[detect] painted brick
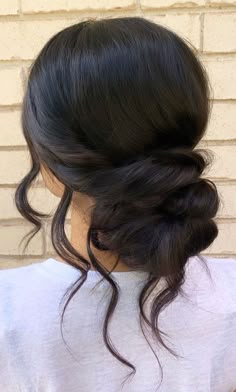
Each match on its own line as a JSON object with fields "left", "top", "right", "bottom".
{"left": 205, "top": 102, "right": 236, "bottom": 140}
{"left": 0, "top": 188, "right": 19, "bottom": 219}
{"left": 140, "top": 0, "right": 204, "bottom": 8}
{"left": 0, "top": 0, "right": 18, "bottom": 15}
{"left": 0, "top": 68, "right": 23, "bottom": 105}
{"left": 0, "top": 187, "right": 59, "bottom": 219}
{"left": 204, "top": 13, "right": 236, "bottom": 53}
{"left": 209, "top": 0, "right": 236, "bottom": 4}
{"left": 22, "top": 0, "right": 66, "bottom": 12}
{"left": 0, "top": 17, "right": 200, "bottom": 60}
{"left": 0, "top": 224, "right": 43, "bottom": 255}
{"left": 0, "top": 20, "right": 76, "bottom": 60}
{"left": 207, "top": 145, "right": 236, "bottom": 180}
{"left": 204, "top": 222, "right": 236, "bottom": 254}
{"left": 149, "top": 14, "right": 200, "bottom": 49}
{"left": 204, "top": 58, "right": 236, "bottom": 99}
{"left": 0, "top": 258, "right": 40, "bottom": 269}
{"left": 21, "top": 0, "right": 135, "bottom": 13}
{"left": 0, "top": 111, "right": 25, "bottom": 146}
{"left": 217, "top": 185, "right": 236, "bottom": 218}
{"left": 0, "top": 151, "right": 30, "bottom": 184}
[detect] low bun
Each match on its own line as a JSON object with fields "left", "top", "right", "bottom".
{"left": 89, "top": 147, "right": 219, "bottom": 276}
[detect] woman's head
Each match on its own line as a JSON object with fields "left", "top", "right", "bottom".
{"left": 23, "top": 17, "right": 210, "bottom": 168}
{"left": 15, "top": 16, "right": 219, "bottom": 387}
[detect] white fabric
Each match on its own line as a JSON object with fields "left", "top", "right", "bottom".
{"left": 0, "top": 256, "right": 236, "bottom": 392}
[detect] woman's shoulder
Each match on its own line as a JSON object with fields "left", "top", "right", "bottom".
{"left": 0, "top": 263, "right": 39, "bottom": 300}
{"left": 0, "top": 261, "right": 40, "bottom": 282}
{"left": 0, "top": 257, "right": 236, "bottom": 315}
{"left": 183, "top": 256, "right": 236, "bottom": 314}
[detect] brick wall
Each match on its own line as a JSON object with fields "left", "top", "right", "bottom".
{"left": 0, "top": 0, "right": 235, "bottom": 268}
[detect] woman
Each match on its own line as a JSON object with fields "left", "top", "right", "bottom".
{"left": 0, "top": 16, "right": 235, "bottom": 392}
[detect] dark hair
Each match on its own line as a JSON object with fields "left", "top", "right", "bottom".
{"left": 15, "top": 17, "right": 219, "bottom": 390}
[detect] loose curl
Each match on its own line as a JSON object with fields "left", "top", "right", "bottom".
{"left": 15, "top": 17, "right": 220, "bottom": 390}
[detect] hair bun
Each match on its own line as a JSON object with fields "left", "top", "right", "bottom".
{"left": 91, "top": 147, "right": 219, "bottom": 272}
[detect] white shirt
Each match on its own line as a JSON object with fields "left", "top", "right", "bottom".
{"left": 0, "top": 256, "right": 235, "bottom": 392}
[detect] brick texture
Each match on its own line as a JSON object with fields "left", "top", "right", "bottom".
{"left": 204, "top": 13, "right": 236, "bottom": 53}
{"left": 204, "top": 223, "right": 236, "bottom": 255}
{"left": 0, "top": 0, "right": 18, "bottom": 15}
{"left": 140, "top": 0, "right": 205, "bottom": 9}
{"left": 0, "top": 151, "right": 30, "bottom": 184}
{"left": 0, "top": 68, "right": 23, "bottom": 105}
{"left": 209, "top": 0, "right": 236, "bottom": 3}
{"left": 0, "top": 20, "right": 76, "bottom": 60}
{"left": 0, "top": 111, "right": 25, "bottom": 146}
{"left": 149, "top": 14, "right": 201, "bottom": 49}
{"left": 205, "top": 102, "right": 236, "bottom": 140}
{"left": 208, "top": 146, "right": 236, "bottom": 181}
{"left": 204, "top": 58, "right": 236, "bottom": 100}
{"left": 0, "top": 224, "right": 43, "bottom": 255}
{"left": 217, "top": 185, "right": 236, "bottom": 218}
{"left": 0, "top": 187, "right": 59, "bottom": 219}
{"left": 21, "top": 0, "right": 135, "bottom": 13}
{"left": 0, "top": 258, "right": 40, "bottom": 269}
{"left": 0, "top": 0, "right": 235, "bottom": 267}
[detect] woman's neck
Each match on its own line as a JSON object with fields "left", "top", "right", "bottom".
{"left": 57, "top": 194, "right": 132, "bottom": 272}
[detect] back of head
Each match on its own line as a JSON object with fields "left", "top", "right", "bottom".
{"left": 15, "top": 16, "right": 220, "bottom": 387}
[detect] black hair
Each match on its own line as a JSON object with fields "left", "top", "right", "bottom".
{"left": 15, "top": 17, "right": 219, "bottom": 390}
